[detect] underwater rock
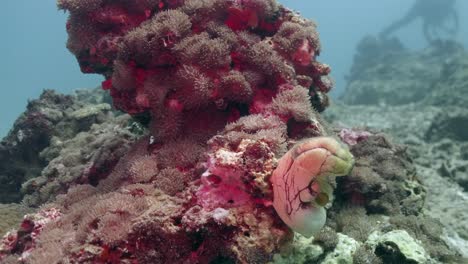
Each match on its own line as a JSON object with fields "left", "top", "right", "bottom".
{"left": 438, "top": 159, "right": 468, "bottom": 191}
{"left": 321, "top": 233, "right": 360, "bottom": 264}
{"left": 341, "top": 36, "right": 466, "bottom": 106}
{"left": 272, "top": 234, "right": 324, "bottom": 263}
{"left": 336, "top": 133, "right": 425, "bottom": 215}
{"left": 271, "top": 232, "right": 361, "bottom": 264}
{"left": 431, "top": 139, "right": 468, "bottom": 191}
{"left": 326, "top": 103, "right": 468, "bottom": 258}
{"left": 0, "top": 91, "right": 73, "bottom": 203}
{"left": 367, "top": 230, "right": 430, "bottom": 264}
{"left": 266, "top": 129, "right": 460, "bottom": 263}
{"left": 423, "top": 52, "right": 468, "bottom": 107}
{"left": 426, "top": 108, "right": 468, "bottom": 142}
{"left": 21, "top": 114, "right": 141, "bottom": 207}
{"left": 68, "top": 103, "right": 111, "bottom": 120}
{"left": 2, "top": 100, "right": 462, "bottom": 262}
{"left": 0, "top": 88, "right": 144, "bottom": 206}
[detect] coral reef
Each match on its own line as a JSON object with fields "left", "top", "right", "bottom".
{"left": 1, "top": 0, "right": 344, "bottom": 263}
{"left": 0, "top": 88, "right": 116, "bottom": 203}
{"left": 0, "top": 204, "right": 31, "bottom": 237}
{"left": 335, "top": 134, "right": 426, "bottom": 216}
{"left": 341, "top": 37, "right": 467, "bottom": 106}
{"left": 324, "top": 133, "right": 455, "bottom": 263}
{"left": 2, "top": 2, "right": 465, "bottom": 264}
{"left": 327, "top": 103, "right": 468, "bottom": 259}
{"left": 59, "top": 0, "right": 332, "bottom": 122}
{"left": 325, "top": 36, "right": 468, "bottom": 259}
{"left": 423, "top": 52, "right": 468, "bottom": 107}
{"left": 271, "top": 133, "right": 460, "bottom": 263}
{"left": 21, "top": 113, "right": 141, "bottom": 207}
{"left": 0, "top": 208, "right": 61, "bottom": 262}
{"left": 0, "top": 87, "right": 143, "bottom": 206}
{"left": 0, "top": 91, "right": 74, "bottom": 203}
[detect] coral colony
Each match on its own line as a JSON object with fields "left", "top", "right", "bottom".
{"left": 1, "top": 0, "right": 353, "bottom": 262}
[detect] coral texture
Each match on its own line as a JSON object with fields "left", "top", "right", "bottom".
{"left": 0, "top": 0, "right": 340, "bottom": 263}
{"left": 0, "top": 91, "right": 74, "bottom": 203}
{"left": 0, "top": 208, "right": 61, "bottom": 262}
{"left": 21, "top": 114, "right": 140, "bottom": 207}
{"left": 0, "top": 204, "right": 31, "bottom": 237}
{"left": 0, "top": 88, "right": 129, "bottom": 204}
{"left": 3, "top": 25, "right": 466, "bottom": 263}
{"left": 327, "top": 37, "right": 468, "bottom": 257}
{"left": 270, "top": 133, "right": 461, "bottom": 263}
{"left": 59, "top": 0, "right": 333, "bottom": 130}
{"left": 327, "top": 104, "right": 468, "bottom": 259}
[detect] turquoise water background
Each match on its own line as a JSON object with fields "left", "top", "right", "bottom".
{"left": 2, "top": 0, "right": 467, "bottom": 137}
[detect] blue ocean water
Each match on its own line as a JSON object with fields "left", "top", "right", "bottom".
{"left": 1, "top": 0, "right": 467, "bottom": 137}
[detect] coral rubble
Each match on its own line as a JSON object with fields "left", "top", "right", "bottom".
{"left": 325, "top": 36, "right": 468, "bottom": 261}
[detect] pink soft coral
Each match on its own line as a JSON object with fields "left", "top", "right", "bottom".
{"left": 59, "top": 0, "right": 332, "bottom": 142}
{"left": 0, "top": 0, "right": 344, "bottom": 262}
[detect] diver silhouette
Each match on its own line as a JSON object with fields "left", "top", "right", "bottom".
{"left": 380, "top": 0, "right": 459, "bottom": 43}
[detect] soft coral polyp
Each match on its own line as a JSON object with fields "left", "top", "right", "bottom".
{"left": 225, "top": 7, "right": 259, "bottom": 31}
{"left": 90, "top": 5, "right": 147, "bottom": 33}
{"left": 1, "top": 0, "right": 338, "bottom": 262}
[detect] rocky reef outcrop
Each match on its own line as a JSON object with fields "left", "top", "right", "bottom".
{"left": 341, "top": 37, "right": 468, "bottom": 107}
{"left": 2, "top": 0, "right": 339, "bottom": 262}
{"left": 0, "top": 88, "right": 129, "bottom": 204}
{"left": 1, "top": 5, "right": 466, "bottom": 264}
{"left": 325, "top": 36, "right": 468, "bottom": 260}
